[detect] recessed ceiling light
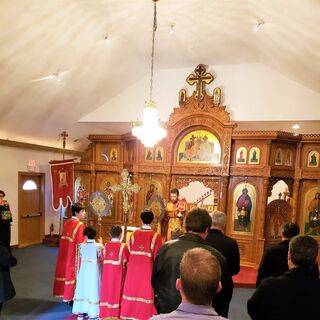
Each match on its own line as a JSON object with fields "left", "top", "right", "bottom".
{"left": 254, "top": 19, "right": 264, "bottom": 32}
{"left": 170, "top": 23, "right": 176, "bottom": 34}
{"left": 292, "top": 124, "right": 300, "bottom": 130}
{"left": 104, "top": 34, "right": 110, "bottom": 44}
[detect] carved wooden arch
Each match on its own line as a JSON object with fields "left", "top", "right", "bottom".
{"left": 74, "top": 173, "right": 91, "bottom": 206}
{"left": 267, "top": 177, "right": 294, "bottom": 198}
{"left": 266, "top": 199, "right": 291, "bottom": 219}
{"left": 265, "top": 198, "right": 292, "bottom": 243}
{"left": 165, "top": 113, "right": 234, "bottom": 176}
{"left": 171, "top": 175, "right": 221, "bottom": 197}
{"left": 172, "top": 175, "right": 220, "bottom": 191}
{"left": 170, "top": 117, "right": 225, "bottom": 163}
{"left": 171, "top": 111, "right": 227, "bottom": 133}
{"left": 168, "top": 93, "right": 233, "bottom": 126}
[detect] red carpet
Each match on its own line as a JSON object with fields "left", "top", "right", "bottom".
{"left": 233, "top": 266, "right": 257, "bottom": 288}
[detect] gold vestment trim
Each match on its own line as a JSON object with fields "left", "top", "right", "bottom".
{"left": 81, "top": 259, "right": 97, "bottom": 263}
{"left": 74, "top": 298, "right": 99, "bottom": 305}
{"left": 100, "top": 302, "right": 120, "bottom": 308}
{"left": 60, "top": 236, "right": 73, "bottom": 242}
{"left": 130, "top": 251, "right": 152, "bottom": 257}
{"left": 122, "top": 295, "right": 153, "bottom": 304}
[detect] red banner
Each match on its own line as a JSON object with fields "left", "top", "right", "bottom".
{"left": 50, "top": 159, "right": 74, "bottom": 210}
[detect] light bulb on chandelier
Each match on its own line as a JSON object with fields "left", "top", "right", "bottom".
{"left": 131, "top": 0, "right": 167, "bottom": 147}
{"left": 132, "top": 101, "right": 167, "bottom": 148}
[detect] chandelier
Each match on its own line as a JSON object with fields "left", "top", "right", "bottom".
{"left": 132, "top": 0, "right": 167, "bottom": 148}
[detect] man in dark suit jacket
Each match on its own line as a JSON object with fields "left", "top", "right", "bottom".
{"left": 205, "top": 211, "right": 240, "bottom": 276}
{"left": 0, "top": 241, "right": 17, "bottom": 314}
{"left": 256, "top": 222, "right": 300, "bottom": 287}
{"left": 152, "top": 208, "right": 233, "bottom": 318}
{"left": 248, "top": 235, "right": 320, "bottom": 320}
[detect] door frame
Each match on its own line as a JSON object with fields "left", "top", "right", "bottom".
{"left": 18, "top": 171, "right": 45, "bottom": 247}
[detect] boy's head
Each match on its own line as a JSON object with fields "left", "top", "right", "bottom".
{"left": 83, "top": 226, "right": 96, "bottom": 239}
{"left": 110, "top": 225, "right": 122, "bottom": 238}
{"left": 71, "top": 203, "right": 85, "bottom": 218}
{"left": 140, "top": 210, "right": 154, "bottom": 225}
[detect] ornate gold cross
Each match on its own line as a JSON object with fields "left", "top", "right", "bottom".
{"left": 186, "top": 64, "right": 214, "bottom": 102}
{"left": 111, "top": 169, "right": 141, "bottom": 242}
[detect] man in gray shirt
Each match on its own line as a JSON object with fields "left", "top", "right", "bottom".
{"left": 150, "top": 247, "right": 229, "bottom": 319}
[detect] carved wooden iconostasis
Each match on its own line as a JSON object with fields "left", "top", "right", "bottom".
{"left": 74, "top": 64, "right": 320, "bottom": 267}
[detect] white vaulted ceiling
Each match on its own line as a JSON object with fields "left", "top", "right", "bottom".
{"left": 0, "top": 0, "right": 319, "bottom": 151}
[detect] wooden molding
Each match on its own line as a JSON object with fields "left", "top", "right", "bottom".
{"left": 0, "top": 138, "right": 83, "bottom": 156}
{"left": 301, "top": 134, "right": 320, "bottom": 143}
{"left": 88, "top": 134, "right": 123, "bottom": 142}
{"left": 233, "top": 130, "right": 302, "bottom": 142}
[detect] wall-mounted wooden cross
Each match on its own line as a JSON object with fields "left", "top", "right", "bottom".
{"left": 60, "top": 131, "right": 68, "bottom": 160}
{"left": 186, "top": 64, "right": 214, "bottom": 102}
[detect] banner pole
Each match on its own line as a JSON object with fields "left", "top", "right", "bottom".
{"left": 59, "top": 205, "right": 63, "bottom": 238}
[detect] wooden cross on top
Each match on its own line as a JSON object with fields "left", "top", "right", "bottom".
{"left": 283, "top": 188, "right": 290, "bottom": 201}
{"left": 186, "top": 64, "right": 214, "bottom": 102}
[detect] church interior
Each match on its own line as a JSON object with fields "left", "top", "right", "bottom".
{"left": 1, "top": 0, "right": 320, "bottom": 318}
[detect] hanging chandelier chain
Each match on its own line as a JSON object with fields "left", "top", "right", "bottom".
{"left": 132, "top": 0, "right": 166, "bottom": 148}
{"left": 149, "top": 0, "right": 157, "bottom": 102}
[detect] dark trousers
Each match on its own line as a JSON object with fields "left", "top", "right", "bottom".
{"left": 0, "top": 222, "right": 11, "bottom": 251}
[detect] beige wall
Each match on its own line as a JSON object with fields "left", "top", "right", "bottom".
{"left": 0, "top": 145, "right": 78, "bottom": 246}
{"left": 81, "top": 63, "right": 320, "bottom": 123}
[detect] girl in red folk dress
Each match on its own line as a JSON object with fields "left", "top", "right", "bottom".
{"left": 99, "top": 226, "right": 130, "bottom": 319}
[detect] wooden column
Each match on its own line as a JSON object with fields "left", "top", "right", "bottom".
{"left": 220, "top": 176, "right": 229, "bottom": 213}
{"left": 260, "top": 177, "right": 270, "bottom": 238}
{"left": 291, "top": 178, "right": 300, "bottom": 223}
{"left": 131, "top": 172, "right": 139, "bottom": 225}
{"left": 254, "top": 177, "right": 270, "bottom": 265}
{"left": 165, "top": 174, "right": 171, "bottom": 198}
{"left": 89, "top": 166, "right": 97, "bottom": 229}
{"left": 90, "top": 164, "right": 96, "bottom": 194}
{"left": 292, "top": 142, "right": 302, "bottom": 223}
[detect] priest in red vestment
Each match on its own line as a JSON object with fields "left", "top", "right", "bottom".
{"left": 100, "top": 225, "right": 130, "bottom": 319}
{"left": 164, "top": 188, "right": 188, "bottom": 241}
{"left": 53, "top": 203, "right": 86, "bottom": 302}
{"left": 120, "top": 210, "right": 162, "bottom": 320}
